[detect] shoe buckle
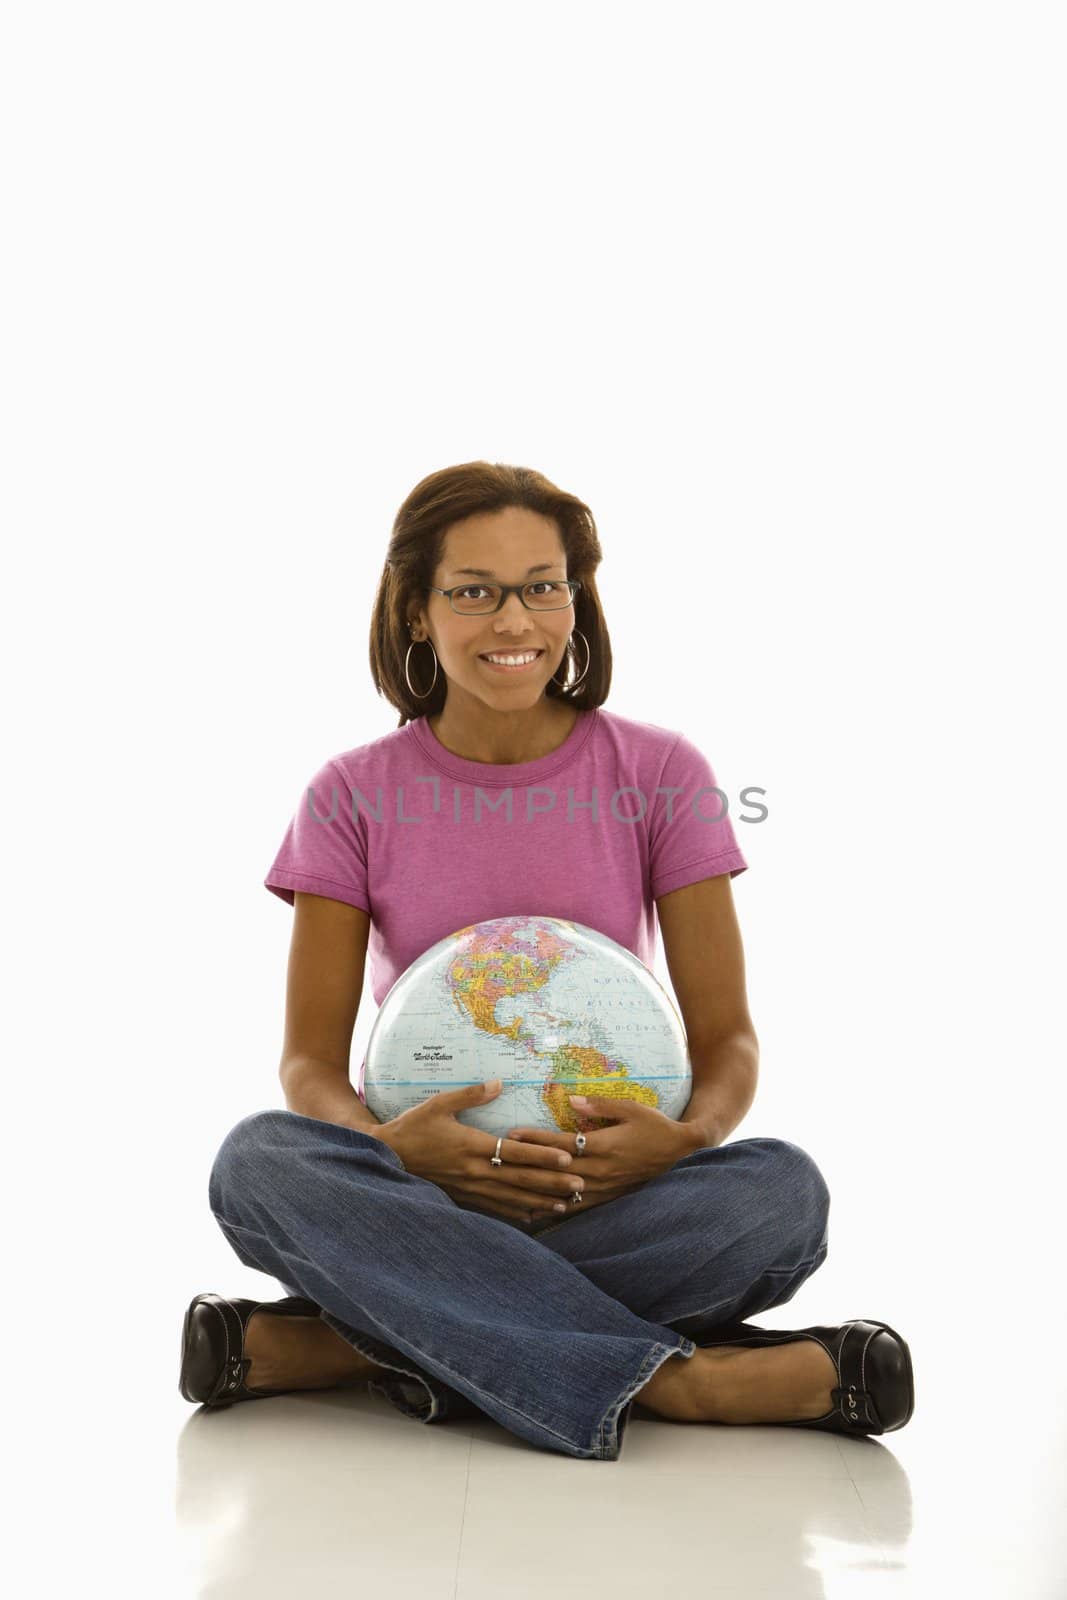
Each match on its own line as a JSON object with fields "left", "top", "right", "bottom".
{"left": 834, "top": 1383, "right": 875, "bottom": 1425}
{"left": 226, "top": 1357, "right": 247, "bottom": 1392}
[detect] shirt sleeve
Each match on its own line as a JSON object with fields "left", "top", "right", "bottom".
{"left": 648, "top": 731, "right": 749, "bottom": 899}
{"left": 264, "top": 757, "right": 371, "bottom": 914}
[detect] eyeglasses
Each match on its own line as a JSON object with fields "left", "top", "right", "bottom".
{"left": 426, "top": 579, "right": 581, "bottom": 616}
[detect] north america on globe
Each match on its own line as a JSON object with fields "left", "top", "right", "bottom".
{"left": 361, "top": 915, "right": 692, "bottom": 1137}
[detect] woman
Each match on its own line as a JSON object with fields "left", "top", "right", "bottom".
{"left": 179, "top": 460, "right": 914, "bottom": 1460}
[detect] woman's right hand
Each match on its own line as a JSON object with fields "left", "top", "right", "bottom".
{"left": 375, "top": 1079, "right": 586, "bottom": 1222}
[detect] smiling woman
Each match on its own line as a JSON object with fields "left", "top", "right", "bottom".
{"left": 396, "top": 505, "right": 589, "bottom": 763}
{"left": 186, "top": 459, "right": 914, "bottom": 1462}
{"left": 366, "top": 463, "right": 611, "bottom": 765}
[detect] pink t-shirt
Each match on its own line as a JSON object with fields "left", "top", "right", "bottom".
{"left": 264, "top": 706, "right": 749, "bottom": 1099}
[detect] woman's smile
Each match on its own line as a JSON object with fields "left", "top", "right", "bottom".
{"left": 477, "top": 648, "right": 546, "bottom": 674}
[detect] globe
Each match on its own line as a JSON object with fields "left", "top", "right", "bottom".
{"left": 360, "top": 914, "right": 693, "bottom": 1137}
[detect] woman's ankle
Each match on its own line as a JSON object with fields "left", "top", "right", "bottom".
{"left": 245, "top": 1312, "right": 384, "bottom": 1390}
{"left": 638, "top": 1341, "right": 837, "bottom": 1425}
{"left": 634, "top": 1348, "right": 709, "bottom": 1420}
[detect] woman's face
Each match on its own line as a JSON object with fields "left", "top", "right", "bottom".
{"left": 409, "top": 506, "right": 576, "bottom": 708}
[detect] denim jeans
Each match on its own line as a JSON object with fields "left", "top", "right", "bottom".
{"left": 207, "top": 1111, "right": 831, "bottom": 1461}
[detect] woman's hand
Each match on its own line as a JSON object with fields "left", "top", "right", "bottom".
{"left": 504, "top": 1093, "right": 698, "bottom": 1213}
{"left": 375, "top": 1080, "right": 589, "bottom": 1222}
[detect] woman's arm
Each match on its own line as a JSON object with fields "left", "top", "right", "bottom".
{"left": 278, "top": 891, "right": 384, "bottom": 1135}
{"left": 655, "top": 872, "right": 759, "bottom": 1146}
{"left": 282, "top": 1055, "right": 384, "bottom": 1134}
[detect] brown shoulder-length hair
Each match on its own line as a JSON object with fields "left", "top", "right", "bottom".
{"left": 369, "top": 461, "right": 613, "bottom": 727}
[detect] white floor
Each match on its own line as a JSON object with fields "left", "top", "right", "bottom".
{"left": 132, "top": 1283, "right": 1060, "bottom": 1597}
{"left": 164, "top": 1328, "right": 1057, "bottom": 1597}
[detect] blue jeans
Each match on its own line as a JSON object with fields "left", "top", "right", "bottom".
{"left": 207, "top": 1111, "right": 830, "bottom": 1461}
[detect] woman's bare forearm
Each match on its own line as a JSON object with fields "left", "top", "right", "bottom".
{"left": 280, "top": 1056, "right": 384, "bottom": 1135}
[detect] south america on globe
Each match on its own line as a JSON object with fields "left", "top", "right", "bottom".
{"left": 360, "top": 915, "right": 693, "bottom": 1137}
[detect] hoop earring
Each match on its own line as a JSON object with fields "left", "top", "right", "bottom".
{"left": 549, "top": 628, "right": 590, "bottom": 692}
{"left": 405, "top": 634, "right": 439, "bottom": 699}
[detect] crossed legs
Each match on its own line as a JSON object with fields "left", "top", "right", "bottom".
{"left": 243, "top": 1308, "right": 837, "bottom": 1423}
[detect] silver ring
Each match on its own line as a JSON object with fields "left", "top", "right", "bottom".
{"left": 569, "top": 1130, "right": 586, "bottom": 1202}
{"left": 488, "top": 1132, "right": 583, "bottom": 1207}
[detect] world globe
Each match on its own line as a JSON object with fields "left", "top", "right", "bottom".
{"left": 360, "top": 914, "right": 693, "bottom": 1137}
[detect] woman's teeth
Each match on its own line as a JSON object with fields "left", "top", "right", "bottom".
{"left": 480, "top": 650, "right": 542, "bottom": 667}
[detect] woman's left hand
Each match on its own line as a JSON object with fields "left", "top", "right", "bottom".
{"left": 504, "top": 1094, "right": 698, "bottom": 1212}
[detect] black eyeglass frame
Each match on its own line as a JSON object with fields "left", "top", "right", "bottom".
{"left": 425, "top": 579, "right": 582, "bottom": 615}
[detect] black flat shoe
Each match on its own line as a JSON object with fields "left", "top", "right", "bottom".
{"left": 696, "top": 1317, "right": 915, "bottom": 1436}
{"left": 179, "top": 1291, "right": 324, "bottom": 1408}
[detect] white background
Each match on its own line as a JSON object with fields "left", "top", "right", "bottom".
{"left": 3, "top": 2, "right": 1064, "bottom": 1592}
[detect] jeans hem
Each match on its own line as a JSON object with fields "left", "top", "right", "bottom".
{"left": 318, "top": 1311, "right": 461, "bottom": 1422}
{"left": 319, "top": 1308, "right": 699, "bottom": 1457}
{"left": 594, "top": 1334, "right": 697, "bottom": 1459}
